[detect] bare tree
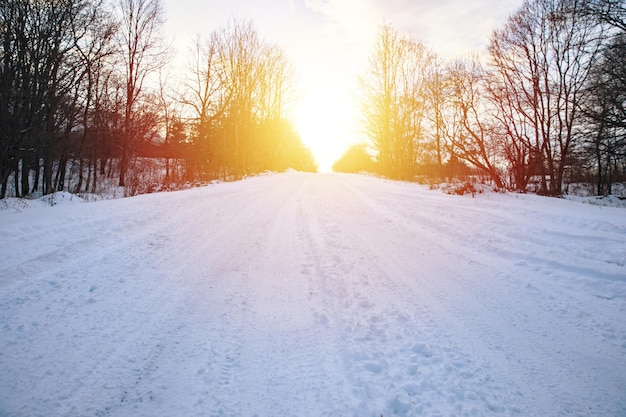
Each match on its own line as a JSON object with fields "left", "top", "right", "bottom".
{"left": 257, "top": 45, "right": 295, "bottom": 122}
{"left": 116, "top": 0, "right": 165, "bottom": 186}
{"left": 180, "top": 34, "right": 229, "bottom": 180}
{"left": 156, "top": 72, "right": 180, "bottom": 184}
{"left": 446, "top": 59, "right": 506, "bottom": 189}
{"left": 72, "top": 0, "right": 117, "bottom": 193}
{"left": 488, "top": 0, "right": 606, "bottom": 194}
{"left": 359, "top": 24, "right": 401, "bottom": 178}
{"left": 583, "top": 31, "right": 626, "bottom": 194}
{"left": 424, "top": 56, "right": 450, "bottom": 179}
{"left": 0, "top": 0, "right": 98, "bottom": 197}
{"left": 217, "top": 19, "right": 266, "bottom": 177}
{"left": 0, "top": 0, "right": 28, "bottom": 197}
{"left": 580, "top": 0, "right": 626, "bottom": 30}
{"left": 185, "top": 19, "right": 303, "bottom": 178}
{"left": 359, "top": 24, "right": 432, "bottom": 179}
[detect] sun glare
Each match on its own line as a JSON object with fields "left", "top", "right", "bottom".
{"left": 294, "top": 71, "right": 361, "bottom": 173}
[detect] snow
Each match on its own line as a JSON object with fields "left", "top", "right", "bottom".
{"left": 1, "top": 172, "right": 625, "bottom": 417}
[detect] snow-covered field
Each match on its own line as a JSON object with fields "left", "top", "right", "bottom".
{"left": 1, "top": 172, "right": 625, "bottom": 417}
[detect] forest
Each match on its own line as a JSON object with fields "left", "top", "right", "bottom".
{"left": 343, "top": 0, "right": 626, "bottom": 196}
{"left": 1, "top": 0, "right": 625, "bottom": 199}
{"left": 0, "top": 0, "right": 316, "bottom": 199}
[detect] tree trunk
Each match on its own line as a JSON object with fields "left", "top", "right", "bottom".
{"left": 20, "top": 156, "right": 29, "bottom": 197}
{"left": 43, "top": 152, "right": 53, "bottom": 195}
{"left": 14, "top": 159, "right": 20, "bottom": 198}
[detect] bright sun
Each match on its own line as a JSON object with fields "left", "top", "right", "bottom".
{"left": 293, "top": 68, "right": 361, "bottom": 173}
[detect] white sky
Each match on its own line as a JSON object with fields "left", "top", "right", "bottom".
{"left": 161, "top": 0, "right": 523, "bottom": 171}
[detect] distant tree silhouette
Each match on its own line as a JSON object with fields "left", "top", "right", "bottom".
{"left": 332, "top": 144, "right": 375, "bottom": 173}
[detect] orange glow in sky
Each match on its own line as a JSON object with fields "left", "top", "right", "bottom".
{"left": 163, "top": 0, "right": 523, "bottom": 172}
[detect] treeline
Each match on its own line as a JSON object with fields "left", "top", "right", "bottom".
{"left": 356, "top": 0, "right": 626, "bottom": 195}
{"left": 0, "top": 0, "right": 315, "bottom": 199}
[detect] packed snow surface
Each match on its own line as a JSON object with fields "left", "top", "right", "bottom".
{"left": 1, "top": 172, "right": 625, "bottom": 417}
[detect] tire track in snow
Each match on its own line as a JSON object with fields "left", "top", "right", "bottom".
{"left": 202, "top": 174, "right": 350, "bottom": 416}
{"left": 126, "top": 174, "right": 350, "bottom": 416}
{"left": 333, "top": 174, "right": 626, "bottom": 417}
{"left": 0, "top": 214, "right": 185, "bottom": 414}
{"left": 128, "top": 177, "right": 302, "bottom": 417}
{"left": 0, "top": 182, "right": 274, "bottom": 416}
{"left": 15, "top": 188, "right": 242, "bottom": 416}
{"left": 2, "top": 172, "right": 625, "bottom": 417}
{"left": 0, "top": 192, "right": 187, "bottom": 287}
{"left": 298, "top": 175, "right": 525, "bottom": 416}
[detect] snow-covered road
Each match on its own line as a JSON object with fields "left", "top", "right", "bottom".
{"left": 1, "top": 172, "right": 625, "bottom": 417}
